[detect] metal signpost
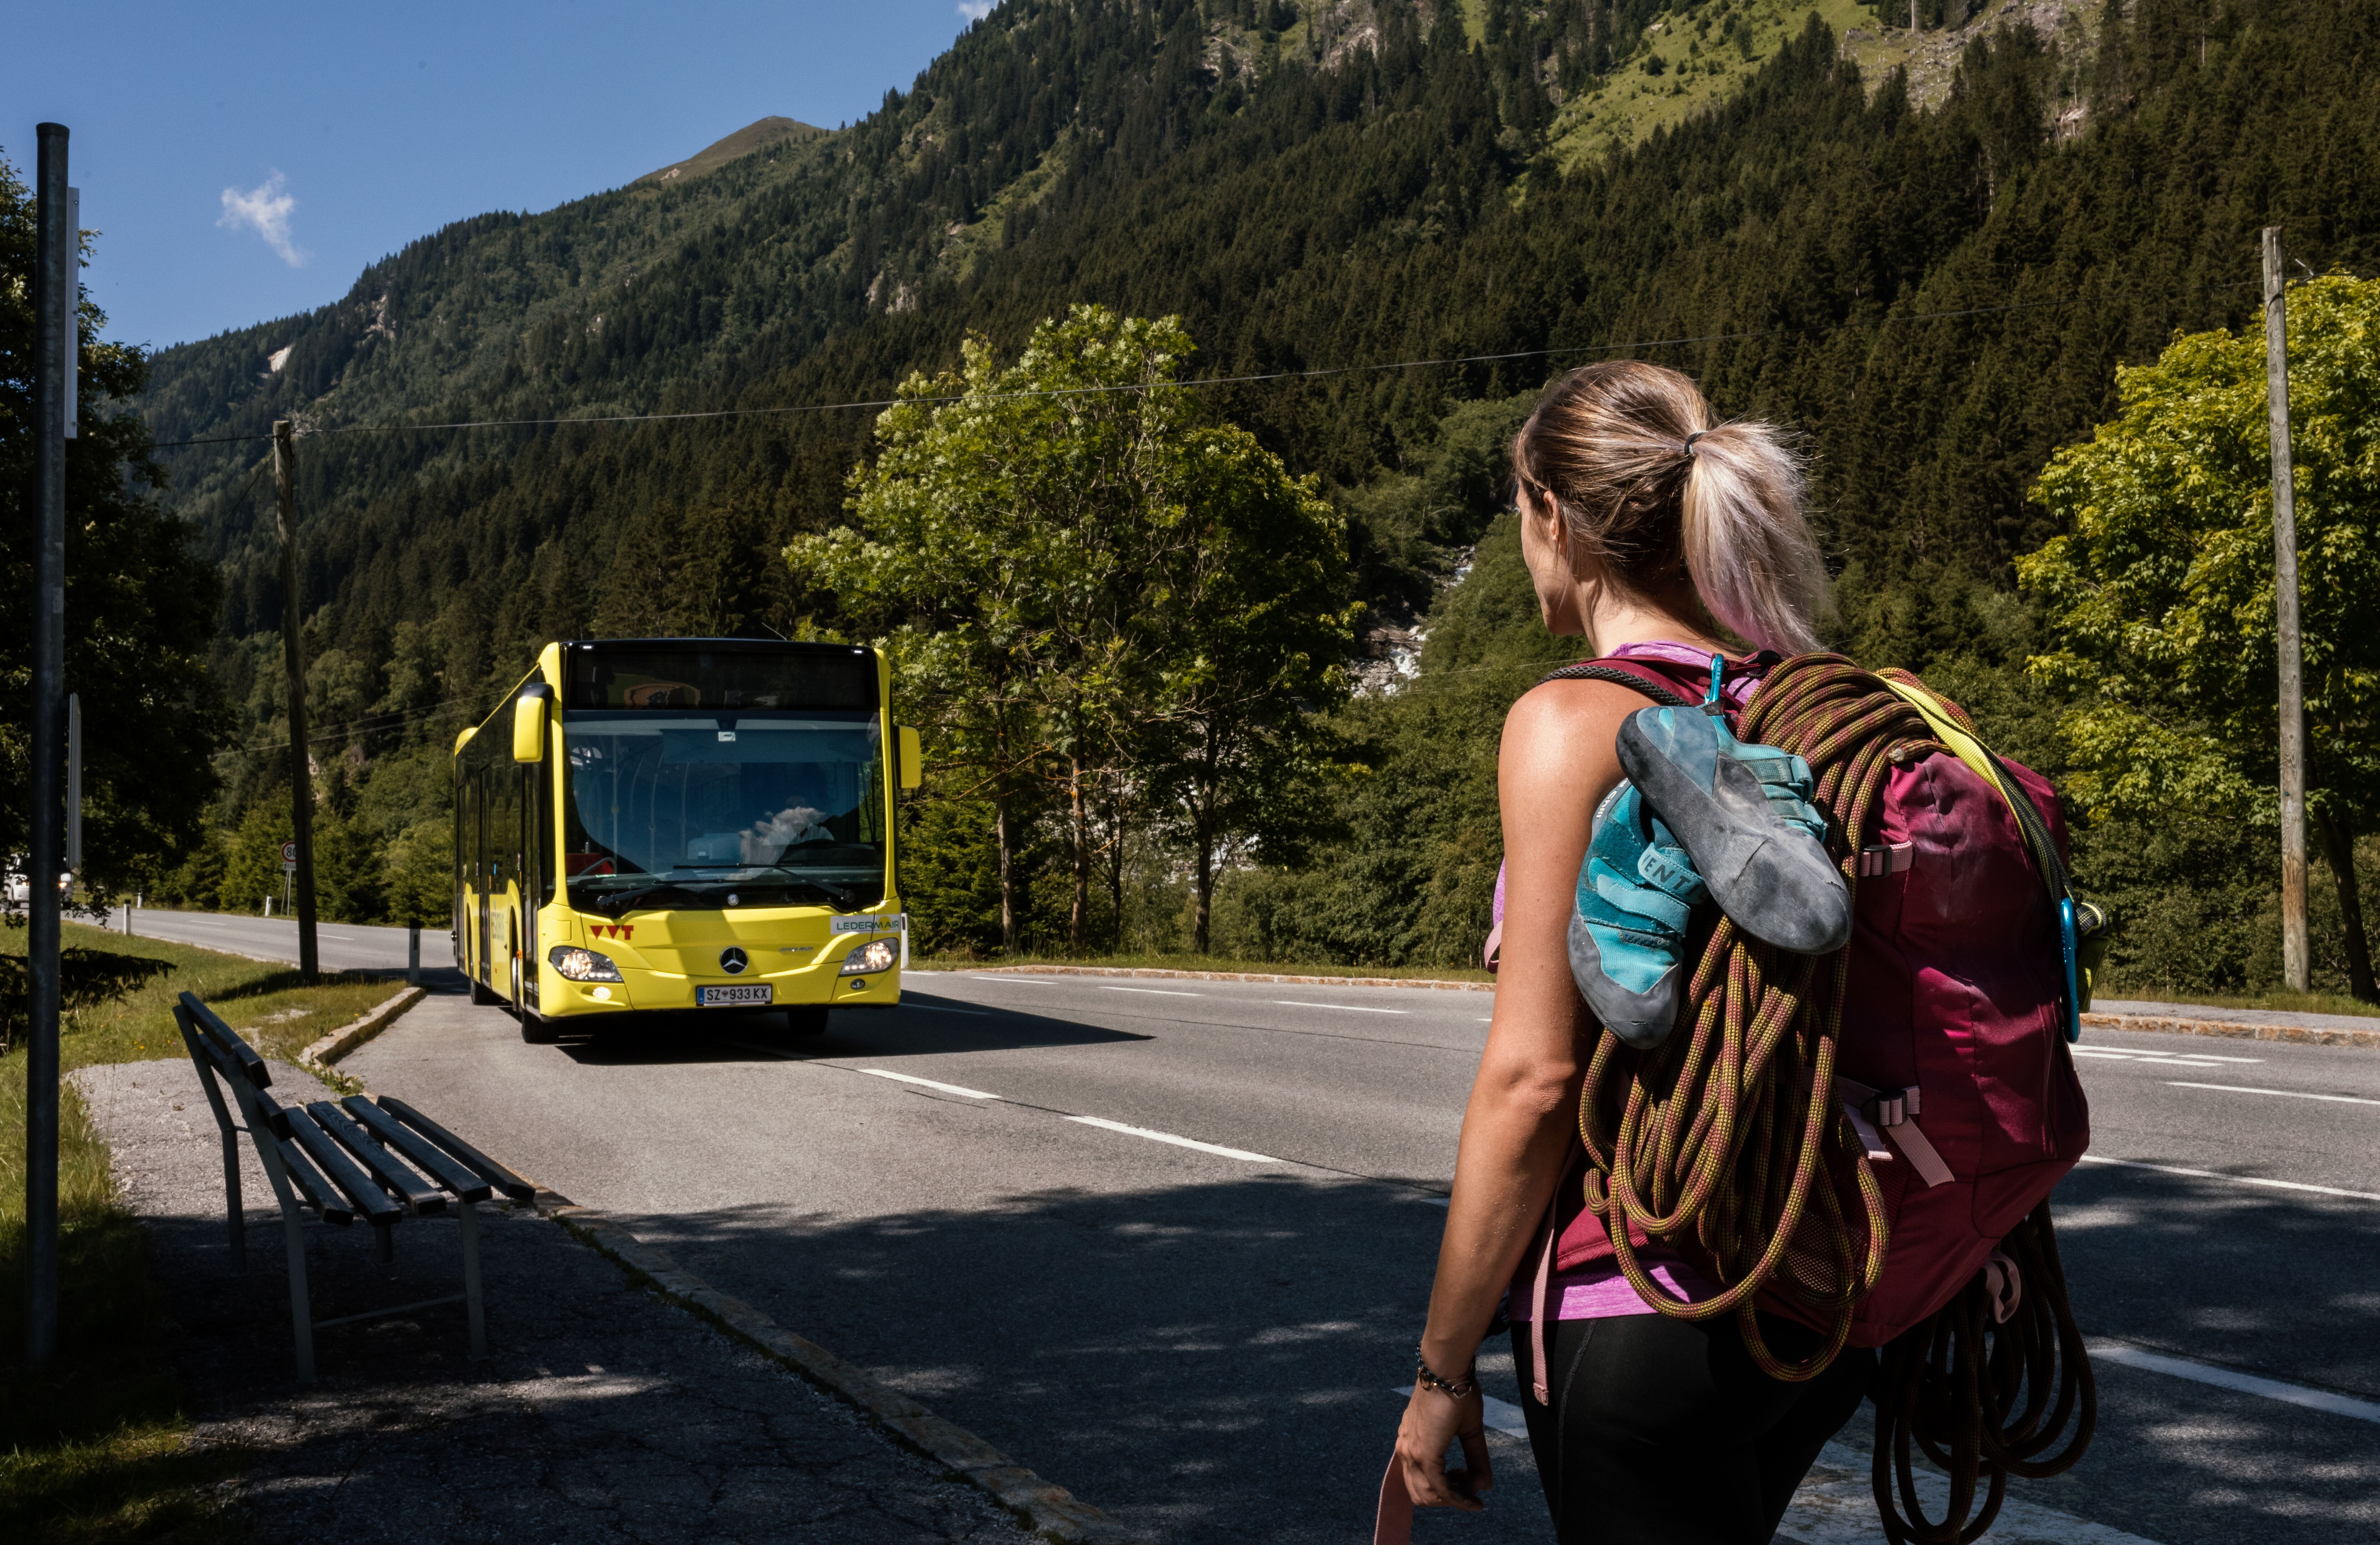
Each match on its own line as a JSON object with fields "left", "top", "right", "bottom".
{"left": 284, "top": 841, "right": 299, "bottom": 917}
{"left": 25, "top": 122, "right": 72, "bottom": 1368}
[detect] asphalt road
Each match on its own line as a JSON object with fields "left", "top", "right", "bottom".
{"left": 343, "top": 973, "right": 2380, "bottom": 1544}
{"left": 118, "top": 908, "right": 454, "bottom": 973}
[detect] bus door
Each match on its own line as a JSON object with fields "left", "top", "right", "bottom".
{"left": 476, "top": 767, "right": 493, "bottom": 980}
{"left": 518, "top": 762, "right": 540, "bottom": 1000}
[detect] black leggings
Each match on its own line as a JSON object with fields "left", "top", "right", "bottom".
{"left": 1510, "top": 1312, "right": 1873, "bottom": 1545}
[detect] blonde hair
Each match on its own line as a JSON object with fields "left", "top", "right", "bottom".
{"left": 1511, "top": 361, "right": 1826, "bottom": 655}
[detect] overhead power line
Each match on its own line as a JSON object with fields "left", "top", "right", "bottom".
{"left": 148, "top": 280, "right": 2263, "bottom": 451}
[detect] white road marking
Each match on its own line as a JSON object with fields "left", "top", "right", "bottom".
{"left": 1424, "top": 1196, "right": 1451, "bottom": 1207}
{"left": 1099, "top": 985, "right": 1203, "bottom": 997}
{"left": 1393, "top": 1386, "right": 1528, "bottom": 1438}
{"left": 1275, "top": 1000, "right": 1407, "bottom": 1015}
{"left": 1065, "top": 1115, "right": 1275, "bottom": 1162}
{"left": 901, "top": 1003, "right": 993, "bottom": 1017}
{"left": 2088, "top": 1341, "right": 2380, "bottom": 1425}
{"left": 2077, "top": 1153, "right": 2380, "bottom": 1204}
{"left": 857, "top": 1068, "right": 1001, "bottom": 1100}
{"left": 1781, "top": 1440, "right": 2165, "bottom": 1544}
{"left": 2072, "top": 1048, "right": 2243, "bottom": 1066}
{"left": 2165, "top": 1081, "right": 2380, "bottom": 1107}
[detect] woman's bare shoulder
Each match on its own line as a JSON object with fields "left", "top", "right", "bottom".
{"left": 1504, "top": 676, "right": 1655, "bottom": 752}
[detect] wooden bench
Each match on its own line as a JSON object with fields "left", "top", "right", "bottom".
{"left": 172, "top": 990, "right": 536, "bottom": 1381}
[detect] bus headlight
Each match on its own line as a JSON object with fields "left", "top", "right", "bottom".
{"left": 550, "top": 945, "right": 624, "bottom": 982}
{"left": 839, "top": 939, "right": 897, "bottom": 975}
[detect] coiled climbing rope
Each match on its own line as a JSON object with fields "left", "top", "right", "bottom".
{"left": 1570, "top": 652, "right": 2094, "bottom": 1539}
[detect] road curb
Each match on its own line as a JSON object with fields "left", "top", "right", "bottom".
{"left": 300, "top": 984, "right": 427, "bottom": 1072}
{"left": 532, "top": 1192, "right": 1128, "bottom": 1542}
{"left": 2083, "top": 1009, "right": 2380, "bottom": 1050}
{"left": 961, "top": 963, "right": 1494, "bottom": 993}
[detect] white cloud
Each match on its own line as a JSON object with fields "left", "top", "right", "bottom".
{"left": 218, "top": 172, "right": 304, "bottom": 266}
{"left": 957, "top": 1, "right": 996, "bottom": 19}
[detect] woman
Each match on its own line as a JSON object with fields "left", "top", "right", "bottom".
{"left": 1391, "top": 361, "right": 1873, "bottom": 1543}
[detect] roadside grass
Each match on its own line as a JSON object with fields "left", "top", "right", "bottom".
{"left": 0, "top": 921, "right": 406, "bottom": 1542}
{"left": 2097, "top": 985, "right": 2380, "bottom": 1022}
{"left": 912, "top": 951, "right": 1495, "bottom": 984}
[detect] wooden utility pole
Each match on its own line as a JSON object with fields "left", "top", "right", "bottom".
{"left": 274, "top": 420, "right": 320, "bottom": 978}
{"left": 25, "top": 121, "right": 70, "bottom": 1369}
{"left": 2263, "top": 227, "right": 2309, "bottom": 994}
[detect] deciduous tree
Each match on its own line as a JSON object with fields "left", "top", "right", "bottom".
{"left": 2020, "top": 276, "right": 2380, "bottom": 999}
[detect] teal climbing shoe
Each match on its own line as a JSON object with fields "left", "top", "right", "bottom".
{"left": 1615, "top": 694, "right": 1852, "bottom": 957}
{"left": 1569, "top": 778, "right": 1707, "bottom": 1049}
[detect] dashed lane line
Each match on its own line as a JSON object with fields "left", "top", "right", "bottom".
{"left": 856, "top": 1068, "right": 1002, "bottom": 1100}
{"left": 1098, "top": 985, "right": 1204, "bottom": 997}
{"left": 1276, "top": 1000, "right": 1408, "bottom": 1015}
{"left": 2088, "top": 1341, "right": 2380, "bottom": 1425}
{"left": 2076, "top": 1153, "right": 2380, "bottom": 1204}
{"left": 1065, "top": 1115, "right": 1277, "bottom": 1163}
{"left": 719, "top": 1038, "right": 1291, "bottom": 1167}
{"left": 2165, "top": 1081, "right": 2380, "bottom": 1107}
{"left": 899, "top": 1002, "right": 995, "bottom": 1017}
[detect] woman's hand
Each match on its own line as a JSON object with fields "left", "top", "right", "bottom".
{"left": 1394, "top": 1380, "right": 1493, "bottom": 1512}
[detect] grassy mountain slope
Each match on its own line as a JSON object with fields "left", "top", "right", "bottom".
{"left": 635, "top": 115, "right": 827, "bottom": 186}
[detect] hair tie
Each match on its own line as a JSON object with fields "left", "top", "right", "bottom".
{"left": 1682, "top": 429, "right": 1713, "bottom": 458}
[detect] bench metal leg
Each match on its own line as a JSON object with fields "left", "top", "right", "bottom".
{"left": 282, "top": 1209, "right": 316, "bottom": 1383}
{"left": 459, "top": 1200, "right": 487, "bottom": 1361}
{"left": 220, "top": 1127, "right": 246, "bottom": 1270}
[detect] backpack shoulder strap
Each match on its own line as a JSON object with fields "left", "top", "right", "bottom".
{"left": 1537, "top": 661, "right": 1696, "bottom": 707}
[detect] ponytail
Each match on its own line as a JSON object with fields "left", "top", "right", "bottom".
{"left": 1678, "top": 423, "right": 1825, "bottom": 655}
{"left": 1512, "top": 362, "right": 1827, "bottom": 655}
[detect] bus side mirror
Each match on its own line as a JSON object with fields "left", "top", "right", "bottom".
{"left": 898, "top": 726, "right": 922, "bottom": 790}
{"left": 513, "top": 688, "right": 550, "bottom": 763}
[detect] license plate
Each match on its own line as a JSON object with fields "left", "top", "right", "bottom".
{"left": 698, "top": 984, "right": 773, "bottom": 1007}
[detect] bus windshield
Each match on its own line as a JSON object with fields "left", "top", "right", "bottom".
{"left": 561, "top": 710, "right": 886, "bottom": 912}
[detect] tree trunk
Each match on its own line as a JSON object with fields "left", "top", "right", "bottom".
{"left": 1069, "top": 752, "right": 1088, "bottom": 955}
{"left": 1108, "top": 781, "right": 1127, "bottom": 953}
{"left": 2314, "top": 804, "right": 2377, "bottom": 1002}
{"left": 1192, "top": 822, "right": 1214, "bottom": 956}
{"left": 995, "top": 791, "right": 1019, "bottom": 956}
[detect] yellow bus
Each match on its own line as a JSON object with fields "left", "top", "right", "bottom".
{"left": 453, "top": 638, "right": 921, "bottom": 1043}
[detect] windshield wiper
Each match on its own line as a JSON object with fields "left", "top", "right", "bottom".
{"left": 671, "top": 864, "right": 857, "bottom": 906}
{"left": 591, "top": 883, "right": 704, "bottom": 914}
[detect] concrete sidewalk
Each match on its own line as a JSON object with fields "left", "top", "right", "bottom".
{"left": 73, "top": 1056, "right": 1033, "bottom": 1544}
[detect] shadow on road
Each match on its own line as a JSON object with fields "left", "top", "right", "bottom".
{"left": 553, "top": 992, "right": 1153, "bottom": 1066}
{"left": 616, "top": 1171, "right": 1542, "bottom": 1544}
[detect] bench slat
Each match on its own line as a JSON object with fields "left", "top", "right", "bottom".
{"left": 276, "top": 1135, "right": 357, "bottom": 1226}
{"left": 340, "top": 1098, "right": 492, "bottom": 1203}
{"left": 378, "top": 1096, "right": 538, "bottom": 1202}
{"left": 284, "top": 1109, "right": 404, "bottom": 1226}
{"left": 308, "top": 1102, "right": 446, "bottom": 1215}
{"left": 179, "top": 992, "right": 270, "bottom": 1089}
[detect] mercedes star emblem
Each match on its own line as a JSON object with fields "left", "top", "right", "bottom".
{"left": 719, "top": 947, "right": 748, "bottom": 975}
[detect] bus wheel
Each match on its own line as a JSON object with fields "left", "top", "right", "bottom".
{"left": 469, "top": 973, "right": 499, "bottom": 1006}
{"left": 784, "top": 1006, "right": 829, "bottom": 1037}
{"left": 519, "top": 1008, "right": 560, "bottom": 1044}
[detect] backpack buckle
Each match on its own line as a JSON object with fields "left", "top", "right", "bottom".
{"left": 1864, "top": 1086, "right": 1919, "bottom": 1127}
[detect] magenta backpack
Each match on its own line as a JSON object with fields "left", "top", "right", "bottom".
{"left": 1533, "top": 651, "right": 2091, "bottom": 1347}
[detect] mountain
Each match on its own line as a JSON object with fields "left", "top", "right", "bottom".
{"left": 636, "top": 116, "right": 827, "bottom": 187}
{"left": 126, "top": 0, "right": 2380, "bottom": 984}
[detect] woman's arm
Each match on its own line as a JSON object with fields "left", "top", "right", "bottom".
{"left": 1393, "top": 678, "right": 1636, "bottom": 1510}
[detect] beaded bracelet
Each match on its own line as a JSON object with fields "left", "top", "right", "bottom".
{"left": 1414, "top": 1344, "right": 1479, "bottom": 1401}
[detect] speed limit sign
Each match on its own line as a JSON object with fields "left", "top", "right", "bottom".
{"left": 282, "top": 841, "right": 298, "bottom": 874}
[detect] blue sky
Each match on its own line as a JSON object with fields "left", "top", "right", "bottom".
{"left": 10, "top": 1, "right": 1003, "bottom": 351}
